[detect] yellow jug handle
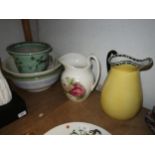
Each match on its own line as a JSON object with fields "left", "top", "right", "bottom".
{"left": 106, "top": 50, "right": 117, "bottom": 72}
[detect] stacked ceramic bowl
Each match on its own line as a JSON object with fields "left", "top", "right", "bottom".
{"left": 2, "top": 42, "right": 62, "bottom": 92}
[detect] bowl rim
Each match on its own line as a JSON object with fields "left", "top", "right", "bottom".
{"left": 2, "top": 55, "right": 62, "bottom": 78}
{"left": 6, "top": 41, "right": 52, "bottom": 55}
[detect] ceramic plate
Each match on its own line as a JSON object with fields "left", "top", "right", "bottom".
{"left": 44, "top": 122, "right": 111, "bottom": 135}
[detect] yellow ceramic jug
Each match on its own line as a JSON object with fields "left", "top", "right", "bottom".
{"left": 101, "top": 50, "right": 153, "bottom": 120}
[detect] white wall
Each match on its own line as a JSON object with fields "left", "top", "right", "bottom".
{"left": 29, "top": 19, "right": 39, "bottom": 41}
{"left": 38, "top": 19, "right": 155, "bottom": 110}
{"left": 0, "top": 19, "right": 39, "bottom": 60}
{"left": 0, "top": 19, "right": 24, "bottom": 60}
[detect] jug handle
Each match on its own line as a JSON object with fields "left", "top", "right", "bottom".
{"left": 107, "top": 50, "right": 118, "bottom": 72}
{"left": 88, "top": 55, "right": 101, "bottom": 91}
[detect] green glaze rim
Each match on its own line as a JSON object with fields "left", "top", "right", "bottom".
{"left": 7, "top": 42, "right": 52, "bottom": 56}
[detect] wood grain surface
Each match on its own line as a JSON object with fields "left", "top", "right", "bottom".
{"left": 0, "top": 82, "right": 152, "bottom": 135}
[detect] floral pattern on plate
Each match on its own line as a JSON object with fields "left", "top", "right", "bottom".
{"left": 44, "top": 122, "right": 111, "bottom": 135}
{"left": 70, "top": 129, "right": 102, "bottom": 135}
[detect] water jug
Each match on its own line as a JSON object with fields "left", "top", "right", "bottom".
{"left": 101, "top": 50, "right": 153, "bottom": 120}
{"left": 59, "top": 53, "right": 101, "bottom": 102}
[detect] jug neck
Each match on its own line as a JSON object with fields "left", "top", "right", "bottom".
{"left": 59, "top": 53, "right": 90, "bottom": 71}
{"left": 64, "top": 63, "right": 90, "bottom": 71}
{"left": 111, "top": 64, "right": 139, "bottom": 73}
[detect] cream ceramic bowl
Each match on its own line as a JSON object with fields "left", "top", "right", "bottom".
{"left": 2, "top": 55, "right": 62, "bottom": 92}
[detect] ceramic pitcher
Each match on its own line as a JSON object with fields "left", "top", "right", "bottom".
{"left": 59, "top": 53, "right": 101, "bottom": 102}
{"left": 101, "top": 50, "right": 153, "bottom": 120}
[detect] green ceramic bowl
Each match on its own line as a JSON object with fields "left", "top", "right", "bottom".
{"left": 7, "top": 42, "right": 52, "bottom": 73}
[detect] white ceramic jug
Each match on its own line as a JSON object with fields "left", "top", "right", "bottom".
{"left": 59, "top": 53, "right": 101, "bottom": 102}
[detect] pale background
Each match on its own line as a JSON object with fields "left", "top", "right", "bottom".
{"left": 0, "top": 19, "right": 155, "bottom": 109}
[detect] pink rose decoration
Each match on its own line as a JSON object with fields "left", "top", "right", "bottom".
{"left": 69, "top": 83, "right": 86, "bottom": 97}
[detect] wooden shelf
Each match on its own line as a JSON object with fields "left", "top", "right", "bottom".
{"left": 0, "top": 82, "right": 152, "bottom": 135}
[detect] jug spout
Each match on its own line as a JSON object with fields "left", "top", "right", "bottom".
{"left": 107, "top": 50, "right": 153, "bottom": 71}
{"left": 58, "top": 55, "right": 68, "bottom": 67}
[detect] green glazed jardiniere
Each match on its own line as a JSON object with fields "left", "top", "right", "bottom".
{"left": 7, "top": 42, "right": 52, "bottom": 73}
